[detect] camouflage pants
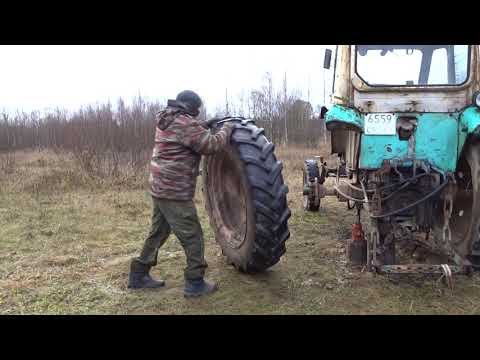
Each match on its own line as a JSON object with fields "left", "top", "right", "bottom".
{"left": 131, "top": 196, "right": 207, "bottom": 280}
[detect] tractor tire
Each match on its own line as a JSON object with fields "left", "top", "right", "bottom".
{"left": 202, "top": 118, "right": 291, "bottom": 273}
{"left": 450, "top": 141, "right": 480, "bottom": 267}
{"left": 303, "top": 160, "right": 321, "bottom": 212}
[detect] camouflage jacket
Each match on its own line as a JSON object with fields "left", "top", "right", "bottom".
{"left": 149, "top": 107, "right": 232, "bottom": 201}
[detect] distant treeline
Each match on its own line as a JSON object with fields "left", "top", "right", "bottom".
{"left": 0, "top": 77, "right": 328, "bottom": 155}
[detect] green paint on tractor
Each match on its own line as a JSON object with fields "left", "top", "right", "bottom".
{"left": 326, "top": 104, "right": 480, "bottom": 174}
{"left": 325, "top": 104, "right": 363, "bottom": 131}
{"left": 459, "top": 106, "right": 480, "bottom": 154}
{"left": 360, "top": 113, "right": 459, "bottom": 172}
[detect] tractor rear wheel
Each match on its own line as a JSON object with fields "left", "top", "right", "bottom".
{"left": 202, "top": 118, "right": 291, "bottom": 273}
{"left": 450, "top": 141, "right": 480, "bottom": 266}
{"left": 303, "top": 160, "right": 321, "bottom": 211}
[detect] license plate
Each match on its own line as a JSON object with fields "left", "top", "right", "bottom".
{"left": 364, "top": 113, "right": 397, "bottom": 135}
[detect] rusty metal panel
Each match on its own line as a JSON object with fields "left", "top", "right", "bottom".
{"left": 346, "top": 131, "right": 360, "bottom": 170}
{"left": 332, "top": 45, "right": 352, "bottom": 106}
{"left": 331, "top": 129, "right": 347, "bottom": 155}
{"left": 353, "top": 90, "right": 469, "bottom": 113}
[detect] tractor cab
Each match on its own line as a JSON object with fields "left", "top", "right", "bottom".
{"left": 305, "top": 45, "right": 480, "bottom": 281}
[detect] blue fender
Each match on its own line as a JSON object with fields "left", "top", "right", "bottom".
{"left": 459, "top": 106, "right": 480, "bottom": 158}
{"left": 325, "top": 104, "right": 363, "bottom": 132}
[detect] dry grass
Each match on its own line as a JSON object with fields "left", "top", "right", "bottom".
{"left": 1, "top": 147, "right": 480, "bottom": 314}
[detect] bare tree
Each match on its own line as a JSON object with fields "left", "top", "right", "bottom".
{"left": 283, "top": 72, "right": 288, "bottom": 146}
{"left": 225, "top": 88, "right": 230, "bottom": 116}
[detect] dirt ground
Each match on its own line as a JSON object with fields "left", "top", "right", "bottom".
{"left": 1, "top": 147, "right": 480, "bottom": 314}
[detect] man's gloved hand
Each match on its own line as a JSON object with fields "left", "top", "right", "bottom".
{"left": 205, "top": 117, "right": 222, "bottom": 129}
{"left": 203, "top": 118, "right": 235, "bottom": 138}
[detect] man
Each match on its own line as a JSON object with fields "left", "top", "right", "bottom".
{"left": 128, "top": 90, "right": 234, "bottom": 298}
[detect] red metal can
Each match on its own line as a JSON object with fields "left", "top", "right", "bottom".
{"left": 348, "top": 223, "right": 367, "bottom": 266}
{"left": 352, "top": 223, "right": 364, "bottom": 242}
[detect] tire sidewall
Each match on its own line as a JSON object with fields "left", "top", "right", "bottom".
{"left": 203, "top": 142, "right": 256, "bottom": 270}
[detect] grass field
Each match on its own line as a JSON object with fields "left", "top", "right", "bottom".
{"left": 1, "top": 147, "right": 480, "bottom": 314}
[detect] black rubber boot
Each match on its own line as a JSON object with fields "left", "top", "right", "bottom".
{"left": 184, "top": 278, "right": 218, "bottom": 298}
{"left": 128, "top": 261, "right": 165, "bottom": 289}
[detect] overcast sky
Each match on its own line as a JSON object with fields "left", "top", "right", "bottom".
{"left": 0, "top": 45, "right": 334, "bottom": 115}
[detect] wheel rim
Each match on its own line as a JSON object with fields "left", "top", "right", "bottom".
{"left": 450, "top": 188, "right": 473, "bottom": 246}
{"left": 303, "top": 169, "right": 309, "bottom": 210}
{"left": 450, "top": 152, "right": 475, "bottom": 251}
{"left": 207, "top": 149, "right": 248, "bottom": 249}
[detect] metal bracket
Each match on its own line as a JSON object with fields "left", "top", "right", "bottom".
{"left": 440, "top": 264, "right": 454, "bottom": 290}
{"left": 378, "top": 264, "right": 469, "bottom": 277}
{"left": 378, "top": 264, "right": 470, "bottom": 291}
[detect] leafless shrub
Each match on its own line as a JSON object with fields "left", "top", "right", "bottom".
{"left": 221, "top": 73, "right": 328, "bottom": 148}
{"left": 0, "top": 151, "right": 16, "bottom": 175}
{"left": 0, "top": 96, "right": 161, "bottom": 155}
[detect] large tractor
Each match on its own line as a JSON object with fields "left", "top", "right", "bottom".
{"left": 303, "top": 45, "right": 480, "bottom": 279}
